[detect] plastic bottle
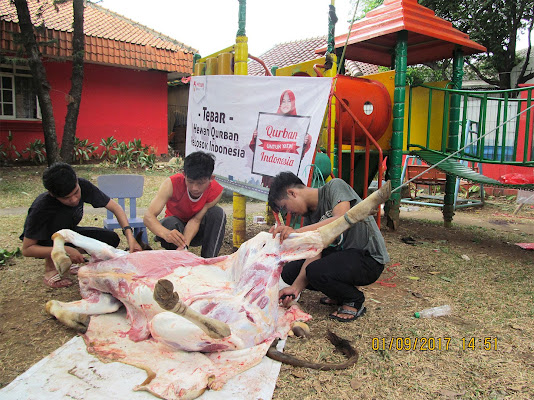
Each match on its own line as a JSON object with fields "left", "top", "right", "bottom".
{"left": 414, "top": 305, "right": 451, "bottom": 318}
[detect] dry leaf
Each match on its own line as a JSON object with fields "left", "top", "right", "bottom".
{"left": 440, "top": 389, "right": 465, "bottom": 398}
{"left": 291, "top": 370, "right": 307, "bottom": 378}
{"left": 428, "top": 271, "right": 440, "bottom": 275}
{"left": 509, "top": 324, "right": 523, "bottom": 330}
{"left": 350, "top": 377, "right": 363, "bottom": 390}
{"left": 412, "top": 292, "right": 423, "bottom": 298}
{"left": 312, "top": 380, "right": 322, "bottom": 393}
{"left": 461, "top": 254, "right": 471, "bottom": 261}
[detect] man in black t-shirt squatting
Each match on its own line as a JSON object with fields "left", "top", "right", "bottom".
{"left": 21, "top": 162, "right": 142, "bottom": 288}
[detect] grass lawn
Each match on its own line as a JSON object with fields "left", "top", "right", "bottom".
{"left": 1, "top": 164, "right": 533, "bottom": 399}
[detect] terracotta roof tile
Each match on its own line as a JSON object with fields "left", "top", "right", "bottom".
{"left": 248, "top": 36, "right": 378, "bottom": 77}
{"left": 0, "top": 0, "right": 195, "bottom": 74}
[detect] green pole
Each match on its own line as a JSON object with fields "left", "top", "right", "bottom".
{"left": 385, "top": 30, "right": 408, "bottom": 230}
{"left": 193, "top": 53, "right": 201, "bottom": 68}
{"left": 237, "top": 0, "right": 246, "bottom": 37}
{"left": 327, "top": 4, "right": 338, "bottom": 55}
{"left": 442, "top": 48, "right": 464, "bottom": 226}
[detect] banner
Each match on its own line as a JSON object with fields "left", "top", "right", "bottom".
{"left": 186, "top": 75, "right": 332, "bottom": 199}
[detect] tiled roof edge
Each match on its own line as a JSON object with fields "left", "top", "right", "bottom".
{"left": 89, "top": 2, "right": 198, "bottom": 54}
{"left": 267, "top": 35, "right": 327, "bottom": 50}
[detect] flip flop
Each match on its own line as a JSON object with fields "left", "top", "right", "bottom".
{"left": 319, "top": 296, "right": 341, "bottom": 306}
{"left": 69, "top": 258, "right": 89, "bottom": 275}
{"left": 44, "top": 273, "right": 73, "bottom": 288}
{"left": 328, "top": 306, "right": 367, "bottom": 322}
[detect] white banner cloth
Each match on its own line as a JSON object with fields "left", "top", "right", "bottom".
{"left": 186, "top": 75, "right": 332, "bottom": 189}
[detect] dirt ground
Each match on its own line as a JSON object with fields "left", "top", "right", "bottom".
{"left": 1, "top": 196, "right": 533, "bottom": 399}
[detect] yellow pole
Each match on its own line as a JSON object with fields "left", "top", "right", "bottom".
{"left": 217, "top": 52, "right": 234, "bottom": 75}
{"left": 205, "top": 57, "right": 218, "bottom": 75}
{"left": 193, "top": 62, "right": 206, "bottom": 76}
{"left": 232, "top": 33, "right": 248, "bottom": 249}
{"left": 232, "top": 193, "right": 246, "bottom": 251}
{"left": 234, "top": 36, "right": 248, "bottom": 75}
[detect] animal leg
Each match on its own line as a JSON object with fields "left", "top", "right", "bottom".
{"left": 317, "top": 181, "right": 391, "bottom": 247}
{"left": 46, "top": 292, "right": 122, "bottom": 333}
{"left": 51, "top": 229, "right": 127, "bottom": 277}
{"left": 51, "top": 232, "right": 72, "bottom": 277}
{"left": 153, "top": 279, "right": 231, "bottom": 339}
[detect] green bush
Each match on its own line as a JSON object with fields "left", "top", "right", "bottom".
{"left": 23, "top": 139, "right": 46, "bottom": 165}
{"left": 74, "top": 137, "right": 98, "bottom": 164}
{"left": 99, "top": 136, "right": 117, "bottom": 160}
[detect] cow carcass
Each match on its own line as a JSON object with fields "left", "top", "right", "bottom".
{"left": 46, "top": 182, "right": 391, "bottom": 400}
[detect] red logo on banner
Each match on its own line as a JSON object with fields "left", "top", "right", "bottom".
{"left": 259, "top": 139, "right": 300, "bottom": 154}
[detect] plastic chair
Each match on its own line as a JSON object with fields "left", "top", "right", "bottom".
{"left": 97, "top": 174, "right": 148, "bottom": 243}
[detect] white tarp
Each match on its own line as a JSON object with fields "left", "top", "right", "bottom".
{"left": 0, "top": 326, "right": 286, "bottom": 400}
{"left": 186, "top": 75, "right": 332, "bottom": 189}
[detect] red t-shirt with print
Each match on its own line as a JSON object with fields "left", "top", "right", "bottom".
{"left": 164, "top": 173, "right": 223, "bottom": 222}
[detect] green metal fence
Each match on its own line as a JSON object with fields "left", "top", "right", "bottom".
{"left": 406, "top": 84, "right": 534, "bottom": 166}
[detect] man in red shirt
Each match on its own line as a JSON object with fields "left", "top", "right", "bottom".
{"left": 144, "top": 151, "right": 226, "bottom": 257}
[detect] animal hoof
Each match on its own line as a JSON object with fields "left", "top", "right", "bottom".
{"left": 52, "top": 251, "right": 72, "bottom": 277}
{"left": 75, "top": 315, "right": 90, "bottom": 333}
{"left": 154, "top": 279, "right": 179, "bottom": 310}
{"left": 291, "top": 321, "right": 310, "bottom": 338}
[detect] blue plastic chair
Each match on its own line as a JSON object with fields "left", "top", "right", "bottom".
{"left": 97, "top": 174, "right": 148, "bottom": 243}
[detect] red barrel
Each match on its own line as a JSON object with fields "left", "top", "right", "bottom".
{"left": 335, "top": 75, "right": 392, "bottom": 145}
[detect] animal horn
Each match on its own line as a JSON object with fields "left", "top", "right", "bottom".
{"left": 316, "top": 181, "right": 391, "bottom": 247}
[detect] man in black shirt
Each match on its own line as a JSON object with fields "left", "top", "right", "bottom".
{"left": 21, "top": 162, "right": 142, "bottom": 288}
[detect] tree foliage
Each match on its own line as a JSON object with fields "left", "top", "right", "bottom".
{"left": 421, "top": 0, "right": 534, "bottom": 89}
{"left": 350, "top": 0, "right": 534, "bottom": 89}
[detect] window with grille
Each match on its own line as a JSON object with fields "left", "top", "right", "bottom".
{"left": 0, "top": 65, "right": 40, "bottom": 120}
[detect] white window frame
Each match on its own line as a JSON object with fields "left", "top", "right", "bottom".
{"left": 0, "top": 64, "right": 41, "bottom": 120}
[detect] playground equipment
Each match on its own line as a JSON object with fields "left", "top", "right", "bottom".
{"left": 404, "top": 83, "right": 534, "bottom": 215}
{"left": 191, "top": 1, "right": 393, "bottom": 244}
{"left": 191, "top": 0, "right": 533, "bottom": 239}
{"left": 400, "top": 155, "right": 485, "bottom": 210}
{"left": 319, "top": 0, "right": 533, "bottom": 228}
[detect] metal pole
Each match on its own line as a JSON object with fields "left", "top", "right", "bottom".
{"left": 442, "top": 47, "right": 463, "bottom": 227}
{"left": 385, "top": 30, "right": 408, "bottom": 230}
{"left": 233, "top": 0, "right": 248, "bottom": 249}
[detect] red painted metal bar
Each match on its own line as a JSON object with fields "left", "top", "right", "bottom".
{"left": 329, "top": 92, "right": 385, "bottom": 228}
{"left": 350, "top": 124, "right": 355, "bottom": 188}
{"left": 332, "top": 93, "right": 384, "bottom": 186}
{"left": 327, "top": 96, "right": 333, "bottom": 157}
{"left": 364, "top": 137, "right": 370, "bottom": 199}
{"left": 248, "top": 54, "right": 272, "bottom": 76}
{"left": 313, "top": 64, "right": 326, "bottom": 77}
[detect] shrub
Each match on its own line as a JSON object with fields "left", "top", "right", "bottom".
{"left": 23, "top": 139, "right": 47, "bottom": 165}
{"left": 0, "top": 132, "right": 21, "bottom": 164}
{"left": 73, "top": 137, "right": 98, "bottom": 164}
{"left": 99, "top": 136, "right": 117, "bottom": 160}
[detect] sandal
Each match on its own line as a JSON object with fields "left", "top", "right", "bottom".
{"left": 44, "top": 273, "right": 73, "bottom": 289}
{"left": 329, "top": 304, "right": 366, "bottom": 322}
{"left": 319, "top": 296, "right": 341, "bottom": 306}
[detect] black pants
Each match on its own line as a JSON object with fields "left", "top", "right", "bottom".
{"left": 37, "top": 226, "right": 120, "bottom": 248}
{"left": 281, "top": 247, "right": 384, "bottom": 309}
{"left": 155, "top": 206, "right": 226, "bottom": 258}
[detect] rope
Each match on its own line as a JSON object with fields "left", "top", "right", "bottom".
{"left": 393, "top": 102, "right": 534, "bottom": 194}
{"left": 331, "top": 0, "right": 360, "bottom": 93}
{"left": 302, "top": 163, "right": 326, "bottom": 188}
{"left": 377, "top": 262, "right": 399, "bottom": 288}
